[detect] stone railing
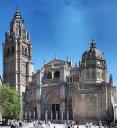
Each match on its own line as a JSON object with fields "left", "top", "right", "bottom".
{"left": 42, "top": 78, "right": 60, "bottom": 85}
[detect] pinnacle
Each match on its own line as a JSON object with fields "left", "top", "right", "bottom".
{"left": 13, "top": 8, "right": 23, "bottom": 22}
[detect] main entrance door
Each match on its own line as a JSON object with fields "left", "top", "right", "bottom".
{"left": 52, "top": 104, "right": 60, "bottom": 119}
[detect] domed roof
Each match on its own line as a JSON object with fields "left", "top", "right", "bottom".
{"left": 82, "top": 40, "right": 104, "bottom": 62}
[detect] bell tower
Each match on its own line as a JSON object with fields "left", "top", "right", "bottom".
{"left": 3, "top": 9, "right": 34, "bottom": 93}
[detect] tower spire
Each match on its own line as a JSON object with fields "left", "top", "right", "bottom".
{"left": 7, "top": 8, "right": 30, "bottom": 41}
{"left": 13, "top": 8, "right": 23, "bottom": 22}
{"left": 109, "top": 73, "right": 113, "bottom": 85}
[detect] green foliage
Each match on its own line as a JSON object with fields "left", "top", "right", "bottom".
{"left": 0, "top": 84, "right": 21, "bottom": 119}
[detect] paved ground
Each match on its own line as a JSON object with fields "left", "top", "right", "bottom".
{"left": 0, "top": 126, "right": 11, "bottom": 128}
{"left": 0, "top": 123, "right": 104, "bottom": 128}
{"left": 22, "top": 123, "right": 103, "bottom": 128}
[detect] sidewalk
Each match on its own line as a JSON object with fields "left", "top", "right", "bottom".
{"left": 0, "top": 126, "right": 11, "bottom": 128}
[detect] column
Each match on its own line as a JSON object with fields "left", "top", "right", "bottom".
{"left": 63, "top": 99, "right": 65, "bottom": 120}
{"left": 25, "top": 111, "right": 27, "bottom": 120}
{"left": 37, "top": 103, "right": 41, "bottom": 120}
{"left": 73, "top": 111, "right": 74, "bottom": 120}
{"left": 45, "top": 110, "right": 48, "bottom": 121}
{"left": 51, "top": 111, "right": 53, "bottom": 121}
{"left": 61, "top": 111, "right": 63, "bottom": 120}
{"left": 67, "top": 111, "right": 69, "bottom": 120}
{"left": 56, "top": 111, "right": 58, "bottom": 120}
{"left": 29, "top": 111, "right": 31, "bottom": 120}
{"left": 33, "top": 111, "right": 35, "bottom": 120}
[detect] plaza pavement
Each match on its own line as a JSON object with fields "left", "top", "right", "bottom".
{"left": 21, "top": 123, "right": 103, "bottom": 128}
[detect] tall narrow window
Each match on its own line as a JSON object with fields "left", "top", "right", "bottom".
{"left": 25, "top": 48, "right": 27, "bottom": 55}
{"left": 11, "top": 47, "right": 14, "bottom": 55}
{"left": 6, "top": 48, "right": 10, "bottom": 56}
{"left": 15, "top": 27, "right": 19, "bottom": 37}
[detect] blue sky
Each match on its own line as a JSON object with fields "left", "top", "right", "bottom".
{"left": 0, "top": 0, "right": 117, "bottom": 85}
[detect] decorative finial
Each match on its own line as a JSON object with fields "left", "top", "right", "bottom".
{"left": 91, "top": 40, "right": 96, "bottom": 48}
{"left": 16, "top": 5, "right": 19, "bottom": 11}
{"left": 109, "top": 74, "right": 113, "bottom": 84}
{"left": 44, "top": 60, "right": 46, "bottom": 65}
{"left": 70, "top": 58, "right": 72, "bottom": 66}
{"left": 13, "top": 7, "right": 23, "bottom": 21}
{"left": 54, "top": 53, "right": 57, "bottom": 59}
{"left": 79, "top": 61, "right": 80, "bottom": 66}
{"left": 66, "top": 56, "right": 69, "bottom": 62}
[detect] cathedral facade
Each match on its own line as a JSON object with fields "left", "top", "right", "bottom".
{"left": 2, "top": 9, "right": 115, "bottom": 122}
{"left": 26, "top": 42, "right": 114, "bottom": 122}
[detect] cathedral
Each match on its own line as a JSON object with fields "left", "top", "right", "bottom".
{"left": 2, "top": 9, "right": 117, "bottom": 123}
{"left": 26, "top": 41, "right": 114, "bottom": 123}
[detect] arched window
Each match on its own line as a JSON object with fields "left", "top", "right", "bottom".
{"left": 11, "top": 47, "right": 14, "bottom": 55}
{"left": 25, "top": 48, "right": 27, "bottom": 55}
{"left": 47, "top": 72, "right": 52, "bottom": 79}
{"left": 67, "top": 78, "right": 69, "bottom": 82}
{"left": 6, "top": 48, "right": 10, "bottom": 56}
{"left": 54, "top": 71, "right": 60, "bottom": 78}
{"left": 70, "top": 77, "right": 72, "bottom": 82}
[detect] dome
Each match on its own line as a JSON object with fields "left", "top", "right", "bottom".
{"left": 82, "top": 40, "right": 104, "bottom": 62}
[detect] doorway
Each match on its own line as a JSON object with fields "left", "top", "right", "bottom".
{"left": 52, "top": 104, "right": 60, "bottom": 119}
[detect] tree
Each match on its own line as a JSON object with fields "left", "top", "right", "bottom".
{"left": 0, "top": 84, "right": 21, "bottom": 119}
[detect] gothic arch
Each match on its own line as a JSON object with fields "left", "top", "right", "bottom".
{"left": 6, "top": 48, "right": 10, "bottom": 56}
{"left": 11, "top": 47, "right": 14, "bottom": 55}
{"left": 54, "top": 70, "right": 60, "bottom": 78}
{"left": 47, "top": 72, "right": 52, "bottom": 79}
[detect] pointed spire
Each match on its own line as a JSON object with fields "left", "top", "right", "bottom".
{"left": 79, "top": 61, "right": 81, "bottom": 66}
{"left": 70, "top": 58, "right": 72, "bottom": 66}
{"left": 44, "top": 60, "right": 46, "bottom": 65}
{"left": 66, "top": 56, "right": 69, "bottom": 62}
{"left": 109, "top": 74, "right": 113, "bottom": 84}
{"left": 54, "top": 53, "right": 57, "bottom": 59}
{"left": 13, "top": 8, "right": 24, "bottom": 22}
